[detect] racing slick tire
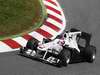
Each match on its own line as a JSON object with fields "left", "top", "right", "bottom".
{"left": 59, "top": 49, "right": 71, "bottom": 66}
{"left": 26, "top": 38, "right": 38, "bottom": 50}
{"left": 85, "top": 45, "right": 96, "bottom": 63}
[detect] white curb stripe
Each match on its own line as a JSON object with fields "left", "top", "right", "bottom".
{"left": 47, "top": 18, "right": 63, "bottom": 29}
{"left": 0, "top": 41, "right": 12, "bottom": 51}
{"left": 44, "top": 1, "right": 60, "bottom": 11}
{"left": 47, "top": 9, "right": 62, "bottom": 19}
{"left": 29, "top": 31, "right": 45, "bottom": 41}
{"left": 54, "top": 0, "right": 67, "bottom": 35}
{"left": 40, "top": 25, "right": 58, "bottom": 36}
{"left": 13, "top": 37, "right": 27, "bottom": 47}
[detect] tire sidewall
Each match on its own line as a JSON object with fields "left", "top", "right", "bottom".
{"left": 26, "top": 38, "right": 38, "bottom": 50}
{"left": 85, "top": 45, "right": 96, "bottom": 62}
{"left": 58, "top": 48, "right": 71, "bottom": 66}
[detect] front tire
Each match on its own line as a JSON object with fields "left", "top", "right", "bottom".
{"left": 26, "top": 38, "right": 38, "bottom": 50}
{"left": 19, "top": 47, "right": 28, "bottom": 54}
{"left": 59, "top": 49, "right": 71, "bottom": 66}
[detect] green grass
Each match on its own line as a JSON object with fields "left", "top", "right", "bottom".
{"left": 0, "top": 0, "right": 46, "bottom": 39}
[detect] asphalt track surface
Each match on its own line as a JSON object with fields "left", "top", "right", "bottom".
{"left": 0, "top": 0, "right": 100, "bottom": 75}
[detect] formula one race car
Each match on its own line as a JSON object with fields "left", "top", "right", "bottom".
{"left": 19, "top": 28, "right": 96, "bottom": 67}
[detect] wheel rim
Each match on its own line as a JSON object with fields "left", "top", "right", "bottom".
{"left": 92, "top": 54, "right": 96, "bottom": 60}
{"left": 66, "top": 58, "right": 70, "bottom": 64}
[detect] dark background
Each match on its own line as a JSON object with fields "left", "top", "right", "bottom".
{"left": 0, "top": 0, "right": 100, "bottom": 75}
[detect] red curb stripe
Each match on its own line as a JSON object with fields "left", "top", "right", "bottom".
{"left": 35, "top": 28, "right": 53, "bottom": 38}
{"left": 44, "top": 21, "right": 60, "bottom": 32}
{"left": 45, "top": 5, "right": 61, "bottom": 15}
{"left": 23, "top": 34, "right": 39, "bottom": 42}
{"left": 2, "top": 39, "right": 21, "bottom": 48}
{"left": 22, "top": 34, "right": 33, "bottom": 40}
{"left": 46, "top": 0, "right": 57, "bottom": 6}
{"left": 48, "top": 14, "right": 62, "bottom": 24}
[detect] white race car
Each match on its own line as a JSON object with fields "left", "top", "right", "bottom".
{"left": 19, "top": 28, "right": 96, "bottom": 67}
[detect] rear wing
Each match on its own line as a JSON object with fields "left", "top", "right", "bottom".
{"left": 80, "top": 32, "right": 92, "bottom": 47}
{"left": 70, "top": 28, "right": 92, "bottom": 47}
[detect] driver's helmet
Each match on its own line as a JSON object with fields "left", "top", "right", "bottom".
{"left": 58, "top": 39, "right": 65, "bottom": 46}
{"left": 65, "top": 30, "right": 69, "bottom": 33}
{"left": 64, "top": 33, "right": 67, "bottom": 38}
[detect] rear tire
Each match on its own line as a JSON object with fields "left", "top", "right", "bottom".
{"left": 85, "top": 45, "right": 96, "bottom": 63}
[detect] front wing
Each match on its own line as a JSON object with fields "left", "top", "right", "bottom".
{"left": 19, "top": 48, "right": 60, "bottom": 65}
